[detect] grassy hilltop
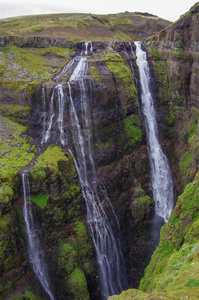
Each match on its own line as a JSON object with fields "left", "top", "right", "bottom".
{"left": 0, "top": 12, "right": 171, "bottom": 42}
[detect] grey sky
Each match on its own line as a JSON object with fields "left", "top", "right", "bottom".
{"left": 0, "top": 0, "right": 197, "bottom": 21}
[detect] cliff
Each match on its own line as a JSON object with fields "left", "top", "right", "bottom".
{"left": 108, "top": 2, "right": 199, "bottom": 299}
{"left": 0, "top": 3, "right": 199, "bottom": 300}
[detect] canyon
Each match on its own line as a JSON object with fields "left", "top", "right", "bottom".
{"left": 0, "top": 2, "right": 199, "bottom": 300}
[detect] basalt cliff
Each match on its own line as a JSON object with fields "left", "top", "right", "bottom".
{"left": 0, "top": 3, "right": 199, "bottom": 300}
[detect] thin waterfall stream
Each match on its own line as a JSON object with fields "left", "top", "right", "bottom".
{"left": 22, "top": 171, "right": 55, "bottom": 300}
{"left": 41, "top": 44, "right": 127, "bottom": 299}
{"left": 134, "top": 41, "right": 174, "bottom": 223}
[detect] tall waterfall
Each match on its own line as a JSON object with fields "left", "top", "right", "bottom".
{"left": 22, "top": 171, "right": 55, "bottom": 300}
{"left": 41, "top": 45, "right": 127, "bottom": 299}
{"left": 135, "top": 41, "right": 174, "bottom": 223}
{"left": 67, "top": 56, "right": 127, "bottom": 299}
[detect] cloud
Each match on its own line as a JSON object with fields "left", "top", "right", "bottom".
{"left": 0, "top": 0, "right": 197, "bottom": 21}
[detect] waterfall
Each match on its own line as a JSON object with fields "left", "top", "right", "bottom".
{"left": 53, "top": 58, "right": 74, "bottom": 81}
{"left": 67, "top": 56, "right": 127, "bottom": 299}
{"left": 42, "top": 84, "right": 66, "bottom": 145}
{"left": 41, "top": 83, "right": 47, "bottom": 143}
{"left": 41, "top": 51, "right": 127, "bottom": 299}
{"left": 81, "top": 41, "right": 93, "bottom": 55}
{"left": 135, "top": 41, "right": 174, "bottom": 223}
{"left": 22, "top": 171, "right": 55, "bottom": 300}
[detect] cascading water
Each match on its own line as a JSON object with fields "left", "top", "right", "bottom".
{"left": 22, "top": 171, "right": 55, "bottom": 300}
{"left": 81, "top": 41, "right": 93, "bottom": 55}
{"left": 67, "top": 57, "right": 127, "bottom": 299}
{"left": 41, "top": 44, "right": 127, "bottom": 299}
{"left": 135, "top": 41, "right": 174, "bottom": 223}
{"left": 41, "top": 83, "right": 47, "bottom": 143}
{"left": 53, "top": 58, "right": 74, "bottom": 81}
{"left": 42, "top": 84, "right": 66, "bottom": 145}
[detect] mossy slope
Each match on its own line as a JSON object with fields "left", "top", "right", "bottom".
{"left": 0, "top": 45, "right": 74, "bottom": 92}
{"left": 0, "top": 12, "right": 170, "bottom": 41}
{"left": 0, "top": 114, "right": 34, "bottom": 209}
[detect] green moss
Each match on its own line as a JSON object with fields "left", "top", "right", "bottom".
{"left": 179, "top": 151, "right": 193, "bottom": 173}
{"left": 58, "top": 243, "right": 78, "bottom": 276}
{"left": 172, "top": 50, "right": 187, "bottom": 60}
{"left": 30, "top": 194, "right": 48, "bottom": 208}
{"left": 67, "top": 268, "right": 90, "bottom": 300}
{"left": 131, "top": 195, "right": 154, "bottom": 223}
{"left": 0, "top": 45, "right": 72, "bottom": 91}
{"left": 124, "top": 115, "right": 143, "bottom": 150}
{"left": 0, "top": 104, "right": 31, "bottom": 121}
{"left": 101, "top": 52, "right": 137, "bottom": 98}
{"left": 30, "top": 26, "right": 46, "bottom": 33}
{"left": 179, "top": 151, "right": 194, "bottom": 185}
{"left": 74, "top": 221, "right": 93, "bottom": 261}
{"left": 15, "top": 291, "right": 37, "bottom": 300}
{"left": 139, "top": 171, "right": 199, "bottom": 295}
{"left": 153, "top": 59, "right": 171, "bottom": 104}
{"left": 29, "top": 145, "right": 66, "bottom": 180}
{"left": 89, "top": 60, "right": 100, "bottom": 81}
{"left": 149, "top": 48, "right": 160, "bottom": 60}
{"left": 0, "top": 116, "right": 34, "bottom": 204}
{"left": 188, "top": 122, "right": 198, "bottom": 141}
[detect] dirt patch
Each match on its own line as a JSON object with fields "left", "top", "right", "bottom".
{"left": 17, "top": 24, "right": 116, "bottom": 40}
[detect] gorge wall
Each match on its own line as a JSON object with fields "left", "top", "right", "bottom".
{"left": 109, "top": 2, "right": 199, "bottom": 299}
{"left": 0, "top": 2, "right": 199, "bottom": 300}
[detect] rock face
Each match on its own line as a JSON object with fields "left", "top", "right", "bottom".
{"left": 1, "top": 3, "right": 199, "bottom": 300}
{"left": 141, "top": 2, "right": 199, "bottom": 194}
{"left": 0, "top": 39, "right": 156, "bottom": 299}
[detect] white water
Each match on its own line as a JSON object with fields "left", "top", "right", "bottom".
{"left": 41, "top": 49, "right": 127, "bottom": 298}
{"left": 53, "top": 58, "right": 74, "bottom": 80}
{"left": 41, "top": 83, "right": 47, "bottom": 143}
{"left": 22, "top": 171, "right": 55, "bottom": 300}
{"left": 68, "top": 56, "right": 127, "bottom": 299}
{"left": 81, "top": 41, "right": 93, "bottom": 55}
{"left": 42, "top": 84, "right": 66, "bottom": 145}
{"left": 135, "top": 41, "right": 174, "bottom": 222}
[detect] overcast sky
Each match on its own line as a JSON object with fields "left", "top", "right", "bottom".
{"left": 0, "top": 0, "right": 197, "bottom": 22}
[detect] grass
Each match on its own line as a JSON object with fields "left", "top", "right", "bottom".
{"left": 0, "top": 45, "right": 73, "bottom": 91}
{"left": 101, "top": 52, "right": 137, "bottom": 97}
{"left": 124, "top": 115, "right": 143, "bottom": 150}
{"left": 30, "top": 194, "right": 48, "bottom": 208}
{"left": 0, "top": 116, "right": 35, "bottom": 204}
{"left": 138, "top": 170, "right": 199, "bottom": 297}
{"left": 0, "top": 11, "right": 169, "bottom": 41}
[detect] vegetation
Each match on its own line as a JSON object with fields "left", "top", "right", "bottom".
{"left": 101, "top": 52, "right": 137, "bottom": 98}
{"left": 0, "top": 11, "right": 168, "bottom": 41}
{"left": 57, "top": 221, "right": 94, "bottom": 299}
{"left": 67, "top": 268, "right": 90, "bottom": 299}
{"left": 138, "top": 170, "right": 199, "bottom": 295}
{"left": 30, "top": 194, "right": 48, "bottom": 208}
{"left": 0, "top": 45, "right": 73, "bottom": 91}
{"left": 124, "top": 115, "right": 143, "bottom": 150}
{"left": 131, "top": 195, "right": 154, "bottom": 223}
{"left": 0, "top": 116, "right": 34, "bottom": 205}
